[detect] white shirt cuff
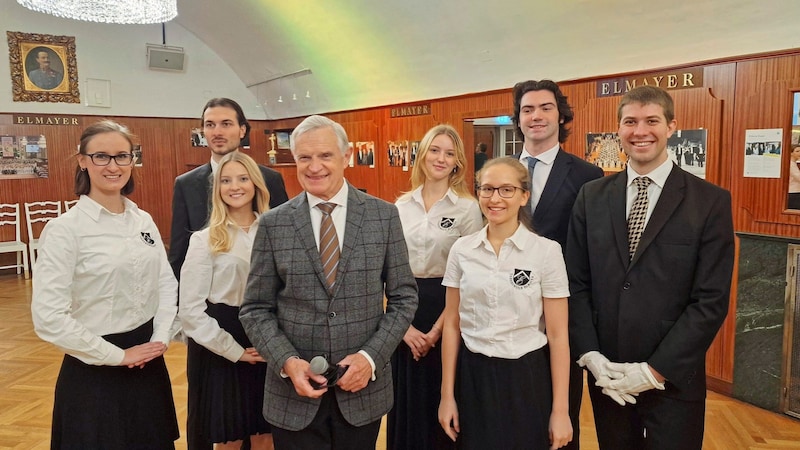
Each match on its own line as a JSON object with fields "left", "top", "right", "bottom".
{"left": 358, "top": 350, "right": 376, "bottom": 381}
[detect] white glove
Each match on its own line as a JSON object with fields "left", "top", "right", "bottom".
{"left": 577, "top": 351, "right": 624, "bottom": 382}
{"left": 601, "top": 387, "right": 638, "bottom": 406}
{"left": 597, "top": 362, "right": 666, "bottom": 395}
{"left": 577, "top": 351, "right": 634, "bottom": 406}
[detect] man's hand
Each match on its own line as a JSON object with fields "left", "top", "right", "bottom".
{"left": 336, "top": 353, "right": 372, "bottom": 393}
{"left": 283, "top": 357, "right": 328, "bottom": 398}
{"left": 578, "top": 351, "right": 636, "bottom": 405}
{"left": 597, "top": 362, "right": 666, "bottom": 395}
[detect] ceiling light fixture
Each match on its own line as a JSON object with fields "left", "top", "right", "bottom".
{"left": 305, "top": 91, "right": 311, "bottom": 98}
{"left": 277, "top": 96, "right": 283, "bottom": 103}
{"left": 292, "top": 93, "right": 297, "bottom": 101}
{"left": 16, "top": 0, "right": 178, "bottom": 24}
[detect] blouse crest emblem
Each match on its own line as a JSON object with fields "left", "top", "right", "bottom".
{"left": 439, "top": 217, "right": 455, "bottom": 229}
{"left": 140, "top": 232, "right": 156, "bottom": 246}
{"left": 511, "top": 269, "right": 532, "bottom": 288}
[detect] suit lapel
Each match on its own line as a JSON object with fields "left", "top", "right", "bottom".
{"left": 534, "top": 149, "right": 570, "bottom": 221}
{"left": 629, "top": 165, "right": 686, "bottom": 268}
{"left": 609, "top": 172, "right": 630, "bottom": 268}
{"left": 333, "top": 184, "right": 365, "bottom": 298}
{"left": 291, "top": 195, "right": 329, "bottom": 289}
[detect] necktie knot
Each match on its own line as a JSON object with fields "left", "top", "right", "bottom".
{"left": 527, "top": 157, "right": 539, "bottom": 171}
{"left": 634, "top": 176, "right": 652, "bottom": 192}
{"left": 318, "top": 202, "right": 336, "bottom": 215}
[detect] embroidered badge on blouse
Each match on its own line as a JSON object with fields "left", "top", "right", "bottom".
{"left": 511, "top": 269, "right": 532, "bottom": 288}
{"left": 140, "top": 232, "right": 156, "bottom": 246}
{"left": 439, "top": 217, "right": 455, "bottom": 229}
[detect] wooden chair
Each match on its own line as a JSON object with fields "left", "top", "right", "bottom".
{"left": 63, "top": 199, "right": 79, "bottom": 211}
{"left": 24, "top": 201, "right": 61, "bottom": 269}
{"left": 0, "top": 203, "right": 30, "bottom": 279}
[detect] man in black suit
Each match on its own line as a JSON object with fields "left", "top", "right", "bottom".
{"left": 169, "top": 98, "right": 289, "bottom": 279}
{"left": 169, "top": 98, "right": 288, "bottom": 450}
{"left": 512, "top": 79, "right": 604, "bottom": 450}
{"left": 567, "top": 86, "right": 734, "bottom": 449}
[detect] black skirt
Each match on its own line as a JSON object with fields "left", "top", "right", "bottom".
{"left": 388, "top": 278, "right": 455, "bottom": 450}
{"left": 455, "top": 345, "right": 552, "bottom": 450}
{"left": 186, "top": 302, "right": 270, "bottom": 444}
{"left": 51, "top": 318, "right": 179, "bottom": 450}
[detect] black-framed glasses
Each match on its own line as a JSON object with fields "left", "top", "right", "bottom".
{"left": 85, "top": 153, "right": 134, "bottom": 166}
{"left": 477, "top": 185, "right": 524, "bottom": 198}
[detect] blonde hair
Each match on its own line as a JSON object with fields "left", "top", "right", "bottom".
{"left": 401, "top": 124, "right": 473, "bottom": 200}
{"left": 208, "top": 151, "right": 270, "bottom": 254}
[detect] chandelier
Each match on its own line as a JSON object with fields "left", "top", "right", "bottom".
{"left": 16, "top": 0, "right": 178, "bottom": 24}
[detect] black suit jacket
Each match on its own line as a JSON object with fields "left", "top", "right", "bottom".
{"left": 168, "top": 162, "right": 289, "bottom": 278}
{"left": 566, "top": 165, "right": 734, "bottom": 400}
{"left": 515, "top": 149, "right": 604, "bottom": 247}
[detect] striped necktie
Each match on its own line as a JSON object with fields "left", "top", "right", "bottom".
{"left": 627, "top": 176, "right": 652, "bottom": 260}
{"left": 317, "top": 202, "right": 340, "bottom": 291}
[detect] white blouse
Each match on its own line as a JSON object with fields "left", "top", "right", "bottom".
{"left": 396, "top": 187, "right": 483, "bottom": 278}
{"left": 442, "top": 224, "right": 569, "bottom": 359}
{"left": 32, "top": 195, "right": 178, "bottom": 366}
{"left": 179, "top": 222, "right": 258, "bottom": 362}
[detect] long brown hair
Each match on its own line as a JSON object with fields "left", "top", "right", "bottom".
{"left": 74, "top": 120, "right": 136, "bottom": 196}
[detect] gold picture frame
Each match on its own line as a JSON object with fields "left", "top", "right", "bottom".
{"left": 7, "top": 31, "right": 80, "bottom": 103}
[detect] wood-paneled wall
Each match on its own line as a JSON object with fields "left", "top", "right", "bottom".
{"left": 4, "top": 49, "right": 800, "bottom": 394}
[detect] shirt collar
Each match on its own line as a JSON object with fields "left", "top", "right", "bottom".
{"left": 626, "top": 158, "right": 673, "bottom": 189}
{"left": 210, "top": 157, "right": 219, "bottom": 175}
{"left": 473, "top": 222, "right": 530, "bottom": 251}
{"left": 307, "top": 180, "right": 349, "bottom": 209}
{"left": 521, "top": 143, "right": 560, "bottom": 165}
{"left": 409, "top": 186, "right": 458, "bottom": 205}
{"left": 77, "top": 195, "right": 137, "bottom": 222}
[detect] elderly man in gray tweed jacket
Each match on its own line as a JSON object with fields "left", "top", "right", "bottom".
{"left": 240, "top": 115, "right": 418, "bottom": 450}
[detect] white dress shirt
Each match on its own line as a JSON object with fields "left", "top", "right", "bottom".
{"left": 443, "top": 224, "right": 569, "bottom": 359}
{"left": 32, "top": 195, "right": 178, "bottom": 366}
{"left": 179, "top": 220, "right": 258, "bottom": 362}
{"left": 396, "top": 187, "right": 483, "bottom": 278}
{"left": 519, "top": 143, "right": 560, "bottom": 211}
{"left": 625, "top": 158, "right": 674, "bottom": 227}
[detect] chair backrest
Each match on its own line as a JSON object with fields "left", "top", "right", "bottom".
{"left": 24, "top": 201, "right": 61, "bottom": 242}
{"left": 63, "top": 199, "right": 79, "bottom": 211}
{"left": 0, "top": 203, "right": 23, "bottom": 243}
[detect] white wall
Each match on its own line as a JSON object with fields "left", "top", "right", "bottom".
{"left": 0, "top": 1, "right": 265, "bottom": 119}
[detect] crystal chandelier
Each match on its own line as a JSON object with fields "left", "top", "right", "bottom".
{"left": 16, "top": 0, "right": 178, "bottom": 24}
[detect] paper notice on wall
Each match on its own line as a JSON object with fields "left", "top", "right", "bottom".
{"left": 744, "top": 128, "right": 782, "bottom": 178}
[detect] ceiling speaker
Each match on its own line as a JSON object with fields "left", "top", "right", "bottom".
{"left": 147, "top": 44, "right": 185, "bottom": 72}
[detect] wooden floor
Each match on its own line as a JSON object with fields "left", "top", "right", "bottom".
{"left": 2, "top": 274, "right": 800, "bottom": 450}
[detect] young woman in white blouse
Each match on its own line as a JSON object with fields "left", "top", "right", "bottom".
{"left": 178, "top": 151, "right": 273, "bottom": 449}
{"left": 31, "top": 120, "right": 180, "bottom": 449}
{"left": 438, "top": 157, "right": 572, "bottom": 450}
{"left": 388, "top": 124, "right": 483, "bottom": 450}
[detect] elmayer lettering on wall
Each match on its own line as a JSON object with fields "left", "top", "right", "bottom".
{"left": 390, "top": 104, "right": 431, "bottom": 118}
{"left": 596, "top": 68, "right": 704, "bottom": 97}
{"left": 14, "top": 115, "right": 80, "bottom": 125}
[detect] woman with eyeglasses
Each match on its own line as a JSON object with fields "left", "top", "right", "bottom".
{"left": 178, "top": 151, "right": 273, "bottom": 450}
{"left": 31, "top": 120, "right": 180, "bottom": 449}
{"left": 438, "top": 157, "right": 572, "bottom": 450}
{"left": 388, "top": 124, "right": 483, "bottom": 450}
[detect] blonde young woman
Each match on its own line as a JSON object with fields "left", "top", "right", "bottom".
{"left": 179, "top": 151, "right": 273, "bottom": 449}
{"left": 388, "top": 124, "right": 483, "bottom": 450}
{"left": 32, "top": 120, "right": 179, "bottom": 449}
{"left": 439, "top": 157, "right": 572, "bottom": 450}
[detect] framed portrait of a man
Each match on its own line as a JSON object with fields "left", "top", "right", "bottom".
{"left": 6, "top": 31, "right": 80, "bottom": 103}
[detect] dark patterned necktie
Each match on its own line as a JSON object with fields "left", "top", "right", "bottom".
{"left": 627, "top": 176, "right": 652, "bottom": 260}
{"left": 317, "top": 202, "right": 340, "bottom": 290}
{"left": 526, "top": 157, "right": 539, "bottom": 212}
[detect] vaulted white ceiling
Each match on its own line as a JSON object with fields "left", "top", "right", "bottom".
{"left": 176, "top": 0, "right": 798, "bottom": 119}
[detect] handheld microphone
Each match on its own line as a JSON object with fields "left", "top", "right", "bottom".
{"left": 309, "top": 355, "right": 348, "bottom": 389}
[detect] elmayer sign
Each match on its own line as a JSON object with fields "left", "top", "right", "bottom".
{"left": 596, "top": 68, "right": 704, "bottom": 97}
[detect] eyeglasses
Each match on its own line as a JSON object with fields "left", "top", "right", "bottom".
{"left": 85, "top": 153, "right": 134, "bottom": 166}
{"left": 477, "top": 185, "right": 524, "bottom": 198}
